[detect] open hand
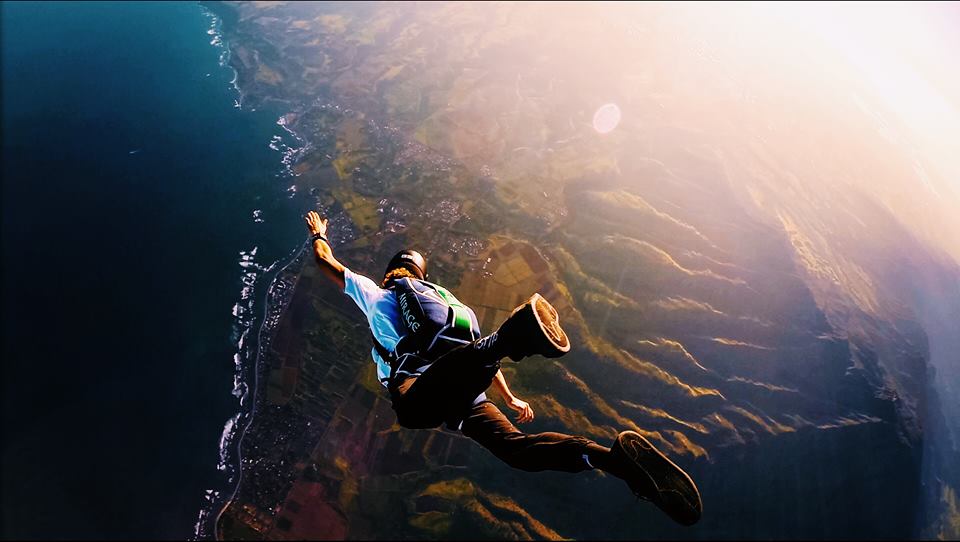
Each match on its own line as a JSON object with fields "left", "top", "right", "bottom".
{"left": 305, "top": 210, "right": 328, "bottom": 237}
{"left": 507, "top": 396, "right": 534, "bottom": 424}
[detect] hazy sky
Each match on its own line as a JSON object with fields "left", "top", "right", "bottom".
{"left": 783, "top": 2, "right": 960, "bottom": 200}
{"left": 664, "top": 1, "right": 960, "bottom": 262}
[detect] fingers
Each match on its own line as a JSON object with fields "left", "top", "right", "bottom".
{"left": 304, "top": 211, "right": 326, "bottom": 228}
{"left": 508, "top": 399, "right": 535, "bottom": 424}
{"left": 305, "top": 212, "right": 323, "bottom": 236}
{"left": 516, "top": 404, "right": 534, "bottom": 424}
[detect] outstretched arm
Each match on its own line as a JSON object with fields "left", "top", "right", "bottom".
{"left": 305, "top": 211, "right": 346, "bottom": 290}
{"left": 492, "top": 369, "right": 534, "bottom": 423}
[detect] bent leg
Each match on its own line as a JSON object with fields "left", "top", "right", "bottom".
{"left": 461, "top": 400, "right": 608, "bottom": 473}
{"left": 390, "top": 336, "right": 504, "bottom": 428}
{"left": 393, "top": 336, "right": 505, "bottom": 425}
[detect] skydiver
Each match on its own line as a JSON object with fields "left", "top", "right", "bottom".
{"left": 304, "top": 210, "right": 702, "bottom": 525}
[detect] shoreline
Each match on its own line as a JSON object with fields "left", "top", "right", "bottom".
{"left": 193, "top": 5, "right": 316, "bottom": 540}
{"left": 192, "top": 6, "right": 249, "bottom": 538}
{"left": 207, "top": 240, "right": 310, "bottom": 540}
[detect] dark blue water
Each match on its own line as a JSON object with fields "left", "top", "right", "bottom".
{"left": 1, "top": 2, "right": 305, "bottom": 538}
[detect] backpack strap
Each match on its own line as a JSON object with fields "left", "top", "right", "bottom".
{"left": 371, "top": 334, "right": 395, "bottom": 365}
{"left": 372, "top": 333, "right": 426, "bottom": 385}
{"left": 371, "top": 334, "right": 395, "bottom": 385}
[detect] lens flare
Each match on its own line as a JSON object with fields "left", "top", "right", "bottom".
{"left": 592, "top": 103, "right": 621, "bottom": 134}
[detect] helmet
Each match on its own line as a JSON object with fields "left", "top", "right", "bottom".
{"left": 385, "top": 249, "right": 427, "bottom": 280}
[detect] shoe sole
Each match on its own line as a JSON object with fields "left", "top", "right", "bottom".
{"left": 618, "top": 431, "right": 702, "bottom": 526}
{"left": 531, "top": 293, "right": 570, "bottom": 354}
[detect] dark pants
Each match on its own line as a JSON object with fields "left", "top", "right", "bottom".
{"left": 389, "top": 335, "right": 599, "bottom": 473}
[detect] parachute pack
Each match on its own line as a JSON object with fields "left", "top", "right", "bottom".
{"left": 373, "top": 277, "right": 481, "bottom": 381}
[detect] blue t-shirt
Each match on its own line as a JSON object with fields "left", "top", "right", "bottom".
{"left": 342, "top": 268, "right": 401, "bottom": 386}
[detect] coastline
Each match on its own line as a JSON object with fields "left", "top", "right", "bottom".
{"left": 193, "top": 4, "right": 323, "bottom": 539}
{"left": 191, "top": 6, "right": 248, "bottom": 537}
{"left": 205, "top": 241, "right": 310, "bottom": 540}
{"left": 193, "top": 5, "right": 309, "bottom": 539}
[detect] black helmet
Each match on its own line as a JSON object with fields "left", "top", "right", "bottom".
{"left": 385, "top": 249, "right": 427, "bottom": 280}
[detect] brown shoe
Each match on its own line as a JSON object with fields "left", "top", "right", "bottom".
{"left": 495, "top": 293, "right": 570, "bottom": 361}
{"left": 609, "top": 431, "right": 703, "bottom": 526}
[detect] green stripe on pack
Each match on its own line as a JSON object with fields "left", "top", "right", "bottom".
{"left": 433, "top": 285, "right": 453, "bottom": 304}
{"left": 433, "top": 284, "right": 472, "bottom": 333}
{"left": 451, "top": 305, "right": 472, "bottom": 332}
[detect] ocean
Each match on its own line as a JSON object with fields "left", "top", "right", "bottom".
{"left": 1, "top": 2, "right": 307, "bottom": 538}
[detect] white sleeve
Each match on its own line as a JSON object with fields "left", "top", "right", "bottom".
{"left": 342, "top": 268, "right": 384, "bottom": 318}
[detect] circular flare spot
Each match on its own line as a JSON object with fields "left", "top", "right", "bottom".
{"left": 592, "top": 103, "right": 621, "bottom": 134}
